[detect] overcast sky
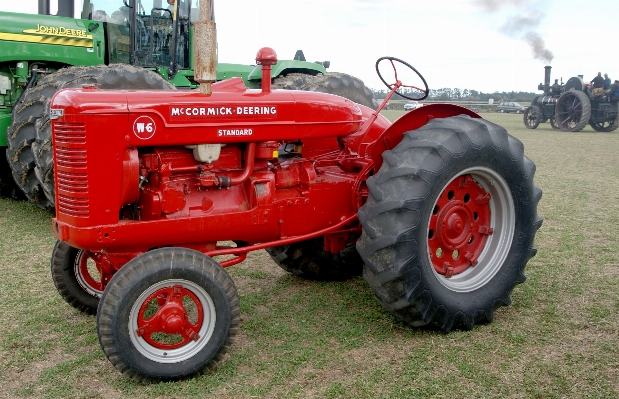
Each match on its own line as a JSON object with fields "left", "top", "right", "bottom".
{"left": 3, "top": 0, "right": 618, "bottom": 94}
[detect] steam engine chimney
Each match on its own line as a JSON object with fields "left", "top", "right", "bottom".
{"left": 544, "top": 66, "right": 551, "bottom": 94}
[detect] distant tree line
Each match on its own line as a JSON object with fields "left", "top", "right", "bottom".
{"left": 372, "top": 88, "right": 538, "bottom": 102}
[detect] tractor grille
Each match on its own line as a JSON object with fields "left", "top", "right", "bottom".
{"left": 54, "top": 122, "right": 89, "bottom": 217}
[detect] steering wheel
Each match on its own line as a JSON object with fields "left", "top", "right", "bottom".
{"left": 376, "top": 57, "right": 429, "bottom": 101}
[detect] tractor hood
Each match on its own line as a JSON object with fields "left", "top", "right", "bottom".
{"left": 50, "top": 77, "right": 365, "bottom": 146}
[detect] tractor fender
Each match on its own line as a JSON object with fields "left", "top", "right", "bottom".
{"left": 369, "top": 104, "right": 480, "bottom": 171}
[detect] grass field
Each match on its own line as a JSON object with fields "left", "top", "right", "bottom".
{"left": 1, "top": 112, "right": 618, "bottom": 398}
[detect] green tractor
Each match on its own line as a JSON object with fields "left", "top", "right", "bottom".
{"left": 1, "top": 0, "right": 377, "bottom": 211}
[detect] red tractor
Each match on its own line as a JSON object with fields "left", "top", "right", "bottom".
{"left": 48, "top": 1, "right": 541, "bottom": 383}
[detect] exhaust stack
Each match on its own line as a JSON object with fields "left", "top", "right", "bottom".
{"left": 544, "top": 66, "right": 552, "bottom": 94}
{"left": 194, "top": 0, "right": 217, "bottom": 95}
{"left": 38, "top": 0, "right": 49, "bottom": 15}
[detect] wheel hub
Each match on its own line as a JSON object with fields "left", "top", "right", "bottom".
{"left": 438, "top": 202, "right": 473, "bottom": 249}
{"left": 429, "top": 175, "right": 493, "bottom": 278}
{"left": 161, "top": 310, "right": 186, "bottom": 334}
{"left": 136, "top": 285, "right": 203, "bottom": 350}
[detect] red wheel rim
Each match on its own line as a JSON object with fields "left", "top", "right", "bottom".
{"left": 136, "top": 285, "right": 205, "bottom": 350}
{"left": 428, "top": 175, "right": 493, "bottom": 277}
{"left": 75, "top": 251, "right": 103, "bottom": 294}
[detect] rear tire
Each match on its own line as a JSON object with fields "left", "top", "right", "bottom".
{"left": 51, "top": 240, "right": 101, "bottom": 315}
{"left": 356, "top": 115, "right": 542, "bottom": 332}
{"left": 33, "top": 64, "right": 176, "bottom": 208}
{"left": 273, "top": 72, "right": 378, "bottom": 110}
{"left": 97, "top": 248, "right": 240, "bottom": 382}
{"left": 266, "top": 237, "right": 363, "bottom": 280}
{"left": 555, "top": 90, "right": 591, "bottom": 132}
{"left": 5, "top": 68, "right": 89, "bottom": 211}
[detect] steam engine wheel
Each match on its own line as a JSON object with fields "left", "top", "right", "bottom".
{"left": 523, "top": 106, "right": 540, "bottom": 129}
{"left": 555, "top": 90, "right": 591, "bottom": 132}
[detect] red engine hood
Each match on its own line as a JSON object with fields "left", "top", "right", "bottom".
{"left": 50, "top": 77, "right": 365, "bottom": 146}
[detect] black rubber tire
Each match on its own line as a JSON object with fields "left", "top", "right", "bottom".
{"left": 273, "top": 72, "right": 378, "bottom": 110}
{"left": 51, "top": 240, "right": 101, "bottom": 315}
{"left": 266, "top": 237, "right": 363, "bottom": 281}
{"left": 97, "top": 248, "right": 240, "bottom": 383}
{"left": 356, "top": 115, "right": 542, "bottom": 332}
{"left": 523, "top": 106, "right": 540, "bottom": 129}
{"left": 33, "top": 64, "right": 176, "bottom": 207}
{"left": 555, "top": 90, "right": 591, "bottom": 132}
{"left": 5, "top": 67, "right": 91, "bottom": 211}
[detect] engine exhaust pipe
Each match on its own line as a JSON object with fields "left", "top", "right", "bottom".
{"left": 194, "top": 0, "right": 217, "bottom": 95}
{"left": 544, "top": 66, "right": 552, "bottom": 94}
{"left": 38, "top": 0, "right": 49, "bottom": 15}
{"left": 57, "top": 0, "right": 74, "bottom": 17}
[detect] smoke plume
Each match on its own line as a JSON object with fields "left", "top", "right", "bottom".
{"left": 474, "top": 0, "right": 531, "bottom": 12}
{"left": 475, "top": 0, "right": 554, "bottom": 63}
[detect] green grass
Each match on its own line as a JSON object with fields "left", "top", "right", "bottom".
{"left": 1, "top": 112, "right": 618, "bottom": 398}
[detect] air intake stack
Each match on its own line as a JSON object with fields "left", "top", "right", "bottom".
{"left": 194, "top": 0, "right": 217, "bottom": 95}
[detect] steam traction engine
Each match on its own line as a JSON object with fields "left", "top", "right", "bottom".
{"left": 524, "top": 66, "right": 619, "bottom": 132}
{"left": 523, "top": 66, "right": 563, "bottom": 129}
{"left": 49, "top": 47, "right": 542, "bottom": 381}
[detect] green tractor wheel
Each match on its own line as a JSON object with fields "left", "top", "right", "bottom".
{"left": 32, "top": 64, "right": 176, "bottom": 209}
{"left": 273, "top": 72, "right": 378, "bottom": 110}
{"left": 5, "top": 67, "right": 92, "bottom": 211}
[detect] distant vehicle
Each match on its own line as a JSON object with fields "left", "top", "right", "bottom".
{"left": 404, "top": 101, "right": 423, "bottom": 111}
{"left": 497, "top": 102, "right": 526, "bottom": 113}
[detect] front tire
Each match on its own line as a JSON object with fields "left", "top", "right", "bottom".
{"left": 97, "top": 248, "right": 240, "bottom": 382}
{"left": 523, "top": 106, "right": 540, "bottom": 129}
{"left": 266, "top": 237, "right": 363, "bottom": 280}
{"left": 356, "top": 115, "right": 542, "bottom": 332}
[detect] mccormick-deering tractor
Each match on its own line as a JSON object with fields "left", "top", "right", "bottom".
{"left": 49, "top": 0, "right": 542, "bottom": 382}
